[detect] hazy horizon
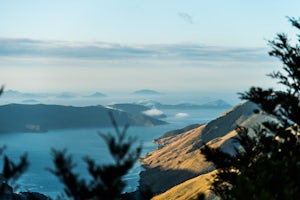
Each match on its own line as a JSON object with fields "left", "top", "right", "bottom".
{"left": 1, "top": 1, "right": 299, "bottom": 99}
{"left": 0, "top": 41, "right": 280, "bottom": 95}
{"left": 0, "top": 87, "right": 242, "bottom": 106}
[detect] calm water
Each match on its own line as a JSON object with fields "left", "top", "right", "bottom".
{"left": 0, "top": 108, "right": 227, "bottom": 198}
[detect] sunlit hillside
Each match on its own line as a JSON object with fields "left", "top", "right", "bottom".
{"left": 139, "top": 101, "right": 270, "bottom": 199}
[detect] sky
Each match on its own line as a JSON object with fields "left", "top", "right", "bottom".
{"left": 0, "top": 1, "right": 300, "bottom": 97}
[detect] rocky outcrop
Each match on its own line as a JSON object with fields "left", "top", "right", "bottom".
{"left": 139, "top": 101, "right": 262, "bottom": 199}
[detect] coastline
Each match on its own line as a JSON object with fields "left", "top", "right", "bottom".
{"left": 135, "top": 102, "right": 259, "bottom": 199}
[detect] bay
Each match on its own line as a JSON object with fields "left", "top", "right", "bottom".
{"left": 0, "top": 107, "right": 227, "bottom": 198}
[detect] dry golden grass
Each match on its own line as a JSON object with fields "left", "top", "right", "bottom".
{"left": 139, "top": 102, "right": 262, "bottom": 198}
{"left": 151, "top": 170, "right": 216, "bottom": 200}
{"left": 140, "top": 125, "right": 214, "bottom": 194}
{"left": 141, "top": 125, "right": 212, "bottom": 173}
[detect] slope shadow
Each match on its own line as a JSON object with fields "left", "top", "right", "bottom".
{"left": 139, "top": 166, "right": 201, "bottom": 196}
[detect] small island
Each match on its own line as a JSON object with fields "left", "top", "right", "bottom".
{"left": 132, "top": 89, "right": 162, "bottom": 95}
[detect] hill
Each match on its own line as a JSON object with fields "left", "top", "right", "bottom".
{"left": 138, "top": 101, "right": 262, "bottom": 199}
{"left": 0, "top": 104, "right": 167, "bottom": 133}
{"left": 55, "top": 92, "right": 77, "bottom": 99}
{"left": 154, "top": 124, "right": 201, "bottom": 148}
{"left": 108, "top": 103, "right": 150, "bottom": 114}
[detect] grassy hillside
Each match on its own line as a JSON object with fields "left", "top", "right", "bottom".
{"left": 139, "top": 101, "right": 261, "bottom": 199}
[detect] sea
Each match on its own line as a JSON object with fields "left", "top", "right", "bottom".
{"left": 0, "top": 93, "right": 235, "bottom": 198}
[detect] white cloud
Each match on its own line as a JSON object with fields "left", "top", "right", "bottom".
{"left": 0, "top": 38, "right": 271, "bottom": 62}
{"left": 175, "top": 113, "right": 189, "bottom": 118}
{"left": 0, "top": 38, "right": 277, "bottom": 93}
{"left": 143, "top": 108, "right": 164, "bottom": 117}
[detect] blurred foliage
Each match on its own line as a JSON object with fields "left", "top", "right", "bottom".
{"left": 0, "top": 88, "right": 30, "bottom": 195}
{"left": 201, "top": 17, "right": 300, "bottom": 200}
{"left": 49, "top": 112, "right": 141, "bottom": 200}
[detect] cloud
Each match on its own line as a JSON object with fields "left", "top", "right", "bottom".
{"left": 0, "top": 38, "right": 155, "bottom": 59}
{"left": 0, "top": 38, "right": 271, "bottom": 62}
{"left": 178, "top": 12, "right": 194, "bottom": 24}
{"left": 175, "top": 113, "right": 189, "bottom": 118}
{"left": 143, "top": 108, "right": 164, "bottom": 117}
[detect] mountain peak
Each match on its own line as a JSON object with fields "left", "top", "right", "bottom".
{"left": 85, "top": 92, "right": 107, "bottom": 98}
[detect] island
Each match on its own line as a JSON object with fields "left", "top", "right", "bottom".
{"left": 0, "top": 104, "right": 167, "bottom": 133}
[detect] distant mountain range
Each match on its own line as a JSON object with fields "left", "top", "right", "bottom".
{"left": 1, "top": 90, "right": 107, "bottom": 100}
{"left": 2, "top": 90, "right": 46, "bottom": 99}
{"left": 0, "top": 104, "right": 167, "bottom": 133}
{"left": 1, "top": 90, "right": 232, "bottom": 110}
{"left": 137, "top": 99, "right": 232, "bottom": 109}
